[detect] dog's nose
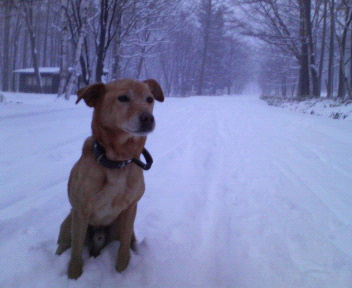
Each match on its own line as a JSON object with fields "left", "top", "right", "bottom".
{"left": 139, "top": 112, "right": 154, "bottom": 125}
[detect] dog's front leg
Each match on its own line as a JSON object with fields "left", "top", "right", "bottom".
{"left": 116, "top": 203, "right": 137, "bottom": 272}
{"left": 68, "top": 209, "right": 89, "bottom": 279}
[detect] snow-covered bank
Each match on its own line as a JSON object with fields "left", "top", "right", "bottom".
{"left": 1, "top": 93, "right": 352, "bottom": 287}
{"left": 262, "top": 96, "right": 352, "bottom": 120}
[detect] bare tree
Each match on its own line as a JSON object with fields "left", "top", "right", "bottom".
{"left": 57, "top": 0, "right": 70, "bottom": 98}
{"left": 93, "top": 0, "right": 128, "bottom": 82}
{"left": 64, "top": 0, "right": 88, "bottom": 99}
{"left": 0, "top": 0, "right": 252, "bottom": 97}
{"left": 1, "top": 1, "right": 12, "bottom": 91}
{"left": 64, "top": 0, "right": 92, "bottom": 85}
{"left": 14, "top": 0, "right": 44, "bottom": 93}
{"left": 327, "top": 0, "right": 336, "bottom": 98}
{"left": 336, "top": 0, "right": 352, "bottom": 98}
{"left": 350, "top": 21, "right": 352, "bottom": 98}
{"left": 197, "top": 0, "right": 212, "bottom": 95}
{"left": 317, "top": 0, "right": 328, "bottom": 96}
{"left": 235, "top": 0, "right": 319, "bottom": 98}
{"left": 297, "top": 0, "right": 319, "bottom": 98}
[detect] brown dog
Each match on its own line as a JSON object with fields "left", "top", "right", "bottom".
{"left": 56, "top": 78, "right": 164, "bottom": 279}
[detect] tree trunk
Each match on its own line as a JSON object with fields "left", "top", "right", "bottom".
{"left": 350, "top": 26, "right": 352, "bottom": 99}
{"left": 22, "top": 31, "right": 28, "bottom": 68}
{"left": 159, "top": 51, "right": 173, "bottom": 95}
{"left": 281, "top": 74, "right": 287, "bottom": 98}
{"left": 318, "top": 0, "right": 327, "bottom": 96}
{"left": 308, "top": 23, "right": 319, "bottom": 97}
{"left": 95, "top": 0, "right": 109, "bottom": 82}
{"left": 95, "top": 0, "right": 125, "bottom": 82}
{"left": 337, "top": 41, "right": 346, "bottom": 99}
{"left": 327, "top": 0, "right": 335, "bottom": 98}
{"left": 111, "top": 18, "right": 122, "bottom": 81}
{"left": 197, "top": 0, "right": 212, "bottom": 95}
{"left": 58, "top": 0, "right": 69, "bottom": 98}
{"left": 65, "top": 0, "right": 88, "bottom": 99}
{"left": 80, "top": 53, "right": 90, "bottom": 85}
{"left": 42, "top": 2, "right": 50, "bottom": 67}
{"left": 308, "top": 1, "right": 319, "bottom": 97}
{"left": 12, "top": 14, "right": 22, "bottom": 91}
{"left": 26, "top": 5, "right": 43, "bottom": 93}
{"left": 337, "top": 7, "right": 352, "bottom": 98}
{"left": 135, "top": 48, "right": 146, "bottom": 80}
{"left": 13, "top": 1, "right": 44, "bottom": 93}
{"left": 297, "top": 0, "right": 318, "bottom": 98}
{"left": 111, "top": 26, "right": 121, "bottom": 81}
{"left": 298, "top": 0, "right": 310, "bottom": 98}
{"left": 135, "top": 14, "right": 151, "bottom": 80}
{"left": 2, "top": 3, "right": 11, "bottom": 91}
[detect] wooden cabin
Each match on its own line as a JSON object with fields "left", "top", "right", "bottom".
{"left": 13, "top": 67, "right": 62, "bottom": 93}
{"left": 13, "top": 67, "right": 108, "bottom": 93}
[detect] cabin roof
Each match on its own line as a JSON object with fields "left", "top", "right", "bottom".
{"left": 13, "top": 67, "right": 63, "bottom": 74}
{"left": 13, "top": 67, "right": 108, "bottom": 74}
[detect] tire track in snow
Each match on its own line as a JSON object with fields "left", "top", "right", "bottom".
{"left": 191, "top": 104, "right": 240, "bottom": 286}
{"left": 0, "top": 108, "right": 73, "bottom": 121}
{"left": 0, "top": 106, "right": 91, "bottom": 221}
{"left": 188, "top": 97, "right": 352, "bottom": 286}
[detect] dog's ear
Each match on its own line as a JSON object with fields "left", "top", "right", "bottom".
{"left": 143, "top": 79, "right": 164, "bottom": 102}
{"left": 76, "top": 83, "right": 106, "bottom": 107}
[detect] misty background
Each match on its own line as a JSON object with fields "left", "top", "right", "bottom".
{"left": 0, "top": 0, "right": 351, "bottom": 100}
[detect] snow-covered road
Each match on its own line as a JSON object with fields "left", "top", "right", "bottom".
{"left": 1, "top": 94, "right": 352, "bottom": 287}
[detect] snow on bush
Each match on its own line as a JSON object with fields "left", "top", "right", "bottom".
{"left": 261, "top": 96, "right": 352, "bottom": 120}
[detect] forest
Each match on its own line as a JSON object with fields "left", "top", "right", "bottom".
{"left": 0, "top": 0, "right": 351, "bottom": 99}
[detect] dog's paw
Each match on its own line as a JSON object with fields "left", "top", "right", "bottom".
{"left": 68, "top": 259, "right": 83, "bottom": 279}
{"left": 116, "top": 253, "right": 130, "bottom": 272}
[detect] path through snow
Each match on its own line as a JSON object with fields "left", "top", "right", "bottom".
{"left": 0, "top": 93, "right": 352, "bottom": 287}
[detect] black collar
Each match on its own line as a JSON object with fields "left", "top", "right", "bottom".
{"left": 93, "top": 140, "right": 153, "bottom": 170}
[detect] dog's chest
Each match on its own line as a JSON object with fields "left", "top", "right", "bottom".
{"left": 90, "top": 171, "right": 143, "bottom": 226}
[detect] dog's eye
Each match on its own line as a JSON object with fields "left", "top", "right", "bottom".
{"left": 146, "top": 97, "right": 154, "bottom": 104}
{"left": 117, "top": 95, "right": 130, "bottom": 102}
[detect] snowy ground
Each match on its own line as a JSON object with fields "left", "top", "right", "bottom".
{"left": 1, "top": 92, "right": 352, "bottom": 288}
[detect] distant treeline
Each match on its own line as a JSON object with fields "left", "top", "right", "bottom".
{"left": 238, "top": 0, "right": 352, "bottom": 99}
{"left": 0, "top": 0, "right": 350, "bottom": 99}
{"left": 0, "top": 0, "right": 252, "bottom": 98}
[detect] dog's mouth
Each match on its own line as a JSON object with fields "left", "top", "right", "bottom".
{"left": 125, "top": 128, "right": 154, "bottom": 137}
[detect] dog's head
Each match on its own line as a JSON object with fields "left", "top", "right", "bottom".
{"left": 76, "top": 79, "right": 164, "bottom": 136}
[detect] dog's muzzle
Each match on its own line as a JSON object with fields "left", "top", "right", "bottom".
{"left": 138, "top": 112, "right": 155, "bottom": 134}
